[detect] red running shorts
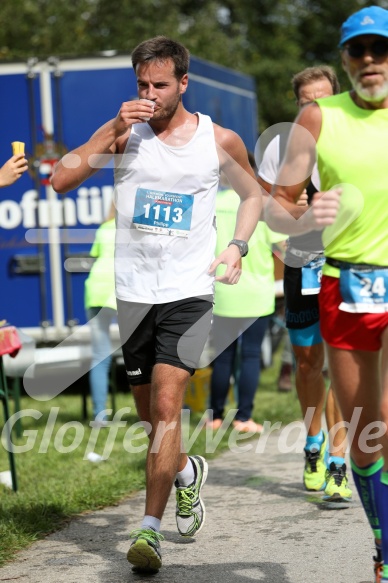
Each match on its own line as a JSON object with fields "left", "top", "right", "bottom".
{"left": 319, "top": 275, "right": 388, "bottom": 351}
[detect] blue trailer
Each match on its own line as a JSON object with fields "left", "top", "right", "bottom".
{"left": 0, "top": 54, "right": 258, "bottom": 343}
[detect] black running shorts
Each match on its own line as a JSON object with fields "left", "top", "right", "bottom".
{"left": 117, "top": 295, "right": 213, "bottom": 385}
{"left": 284, "top": 264, "right": 320, "bottom": 330}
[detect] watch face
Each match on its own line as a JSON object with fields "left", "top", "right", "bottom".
{"left": 240, "top": 242, "right": 248, "bottom": 257}
{"left": 229, "top": 240, "right": 248, "bottom": 257}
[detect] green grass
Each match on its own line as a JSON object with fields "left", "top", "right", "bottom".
{"left": 0, "top": 342, "right": 300, "bottom": 566}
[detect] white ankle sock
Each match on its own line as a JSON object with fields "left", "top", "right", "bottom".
{"left": 141, "top": 515, "right": 161, "bottom": 532}
{"left": 176, "top": 457, "right": 195, "bottom": 487}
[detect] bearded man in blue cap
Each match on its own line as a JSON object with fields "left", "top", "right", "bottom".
{"left": 265, "top": 5, "right": 388, "bottom": 582}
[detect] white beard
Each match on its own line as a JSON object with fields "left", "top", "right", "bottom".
{"left": 352, "top": 79, "right": 388, "bottom": 103}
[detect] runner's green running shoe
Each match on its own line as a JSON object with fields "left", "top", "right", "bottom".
{"left": 303, "top": 432, "right": 327, "bottom": 491}
{"left": 323, "top": 462, "right": 352, "bottom": 501}
{"left": 175, "top": 455, "right": 208, "bottom": 537}
{"left": 127, "top": 528, "right": 164, "bottom": 572}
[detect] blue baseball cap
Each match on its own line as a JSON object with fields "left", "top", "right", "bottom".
{"left": 340, "top": 6, "right": 388, "bottom": 47}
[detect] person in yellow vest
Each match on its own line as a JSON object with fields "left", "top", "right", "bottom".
{"left": 265, "top": 7, "right": 388, "bottom": 582}
{"left": 207, "top": 152, "right": 286, "bottom": 433}
{"left": 84, "top": 218, "right": 116, "bottom": 425}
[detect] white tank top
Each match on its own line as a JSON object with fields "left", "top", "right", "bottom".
{"left": 114, "top": 113, "right": 219, "bottom": 303}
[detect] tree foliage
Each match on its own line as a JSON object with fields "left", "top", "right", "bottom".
{"left": 1, "top": 0, "right": 387, "bottom": 132}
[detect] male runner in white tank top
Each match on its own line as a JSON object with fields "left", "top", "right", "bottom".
{"left": 52, "top": 36, "right": 262, "bottom": 573}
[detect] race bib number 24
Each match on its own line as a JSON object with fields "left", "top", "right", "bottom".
{"left": 339, "top": 267, "right": 388, "bottom": 313}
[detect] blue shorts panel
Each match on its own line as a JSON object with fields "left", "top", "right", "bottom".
{"left": 288, "top": 322, "right": 322, "bottom": 346}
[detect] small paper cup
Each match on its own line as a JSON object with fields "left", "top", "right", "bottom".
{"left": 138, "top": 99, "right": 155, "bottom": 121}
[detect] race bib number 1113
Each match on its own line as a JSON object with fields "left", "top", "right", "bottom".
{"left": 133, "top": 187, "right": 193, "bottom": 238}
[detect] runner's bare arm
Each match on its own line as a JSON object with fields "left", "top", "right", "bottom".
{"left": 52, "top": 119, "right": 120, "bottom": 194}
{"left": 52, "top": 99, "right": 154, "bottom": 194}
{"left": 257, "top": 174, "right": 272, "bottom": 219}
{"left": 215, "top": 125, "right": 262, "bottom": 242}
{"left": 258, "top": 175, "right": 309, "bottom": 207}
{"left": 209, "top": 125, "right": 262, "bottom": 284}
{"left": 264, "top": 103, "right": 331, "bottom": 235}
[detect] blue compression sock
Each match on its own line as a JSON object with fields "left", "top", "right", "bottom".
{"left": 351, "top": 458, "right": 383, "bottom": 540}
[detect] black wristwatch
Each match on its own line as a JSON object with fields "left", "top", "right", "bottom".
{"left": 228, "top": 239, "right": 249, "bottom": 257}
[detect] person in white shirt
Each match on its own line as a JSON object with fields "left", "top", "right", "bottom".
{"left": 258, "top": 66, "right": 351, "bottom": 503}
{"left": 52, "top": 35, "right": 262, "bottom": 573}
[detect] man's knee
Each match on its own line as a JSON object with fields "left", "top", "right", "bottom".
{"left": 294, "top": 350, "right": 324, "bottom": 378}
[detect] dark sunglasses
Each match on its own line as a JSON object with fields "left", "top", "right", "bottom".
{"left": 345, "top": 39, "right": 388, "bottom": 59}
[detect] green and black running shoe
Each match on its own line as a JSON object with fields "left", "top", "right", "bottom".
{"left": 127, "top": 527, "right": 164, "bottom": 572}
{"left": 175, "top": 455, "right": 208, "bottom": 537}
{"left": 323, "top": 462, "right": 352, "bottom": 501}
{"left": 303, "top": 432, "right": 327, "bottom": 491}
